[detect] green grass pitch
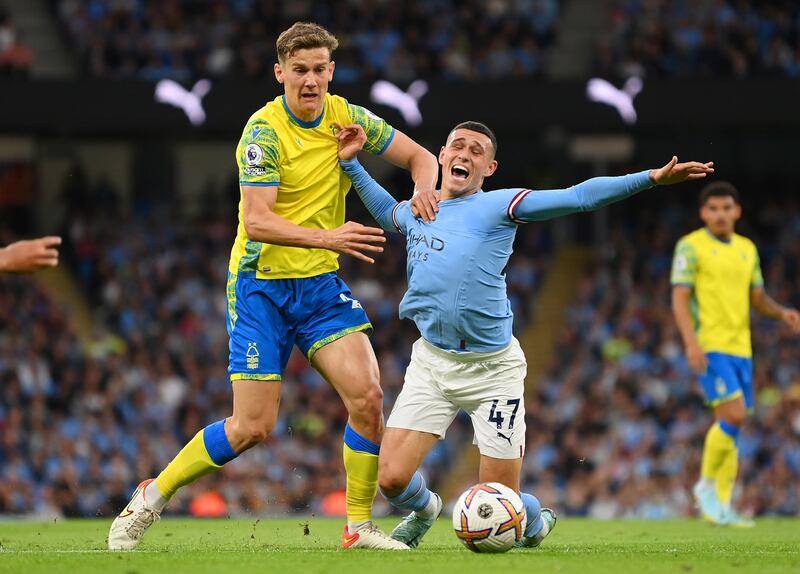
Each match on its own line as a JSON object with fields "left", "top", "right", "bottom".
{"left": 0, "top": 517, "right": 798, "bottom": 574}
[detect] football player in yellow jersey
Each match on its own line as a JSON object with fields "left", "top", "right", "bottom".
{"left": 671, "top": 182, "right": 800, "bottom": 527}
{"left": 109, "top": 22, "right": 438, "bottom": 551}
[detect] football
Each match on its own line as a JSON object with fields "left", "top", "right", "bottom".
{"left": 452, "top": 482, "right": 527, "bottom": 553}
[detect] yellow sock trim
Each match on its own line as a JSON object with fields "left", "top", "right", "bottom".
{"left": 700, "top": 422, "right": 736, "bottom": 481}
{"left": 343, "top": 443, "right": 378, "bottom": 522}
{"left": 716, "top": 444, "right": 739, "bottom": 505}
{"left": 155, "top": 429, "right": 222, "bottom": 499}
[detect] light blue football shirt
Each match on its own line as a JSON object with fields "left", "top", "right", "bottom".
{"left": 341, "top": 158, "right": 653, "bottom": 353}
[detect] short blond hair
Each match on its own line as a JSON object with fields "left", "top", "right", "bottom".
{"left": 276, "top": 22, "right": 339, "bottom": 63}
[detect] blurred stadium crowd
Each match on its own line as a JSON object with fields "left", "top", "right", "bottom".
{"left": 55, "top": 0, "right": 559, "bottom": 82}
{"left": 7, "top": 1, "right": 800, "bottom": 81}
{"left": 49, "top": 0, "right": 800, "bottom": 82}
{"left": 597, "top": 0, "right": 800, "bottom": 79}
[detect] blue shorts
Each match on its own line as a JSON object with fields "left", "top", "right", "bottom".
{"left": 226, "top": 272, "right": 372, "bottom": 381}
{"left": 699, "top": 352, "right": 753, "bottom": 409}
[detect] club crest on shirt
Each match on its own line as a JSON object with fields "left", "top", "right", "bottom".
{"left": 246, "top": 342, "right": 260, "bottom": 369}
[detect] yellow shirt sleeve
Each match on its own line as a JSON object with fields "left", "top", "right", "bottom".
{"left": 237, "top": 118, "right": 280, "bottom": 186}
{"left": 347, "top": 103, "right": 395, "bottom": 155}
{"left": 671, "top": 238, "right": 697, "bottom": 286}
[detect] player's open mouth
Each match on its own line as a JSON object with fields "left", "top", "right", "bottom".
{"left": 301, "top": 93, "right": 318, "bottom": 102}
{"left": 451, "top": 165, "right": 470, "bottom": 180}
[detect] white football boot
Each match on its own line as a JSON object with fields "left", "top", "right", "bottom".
{"left": 693, "top": 480, "right": 725, "bottom": 525}
{"left": 390, "top": 493, "right": 443, "bottom": 548}
{"left": 721, "top": 506, "right": 755, "bottom": 528}
{"left": 515, "top": 508, "right": 557, "bottom": 548}
{"left": 342, "top": 522, "right": 410, "bottom": 550}
{"left": 108, "top": 479, "right": 161, "bottom": 550}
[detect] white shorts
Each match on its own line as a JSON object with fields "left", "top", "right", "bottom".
{"left": 386, "top": 337, "right": 527, "bottom": 459}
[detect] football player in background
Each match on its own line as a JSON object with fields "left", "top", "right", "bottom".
{"left": 671, "top": 182, "right": 800, "bottom": 527}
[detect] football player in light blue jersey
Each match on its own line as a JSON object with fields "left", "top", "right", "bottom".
{"left": 335, "top": 120, "right": 714, "bottom": 549}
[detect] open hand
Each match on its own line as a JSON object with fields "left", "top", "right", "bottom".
{"left": 410, "top": 188, "right": 440, "bottom": 223}
{"left": 0, "top": 236, "right": 61, "bottom": 272}
{"left": 781, "top": 308, "right": 800, "bottom": 334}
{"left": 322, "top": 221, "right": 386, "bottom": 264}
{"left": 686, "top": 341, "right": 708, "bottom": 374}
{"left": 334, "top": 123, "right": 367, "bottom": 161}
{"left": 650, "top": 156, "right": 714, "bottom": 185}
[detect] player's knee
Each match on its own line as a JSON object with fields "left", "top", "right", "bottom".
{"left": 228, "top": 418, "right": 274, "bottom": 448}
{"left": 722, "top": 409, "right": 746, "bottom": 428}
{"left": 241, "top": 424, "right": 272, "bottom": 447}
{"left": 378, "top": 462, "right": 414, "bottom": 496}
{"left": 347, "top": 384, "right": 384, "bottom": 422}
{"left": 716, "top": 397, "right": 747, "bottom": 429}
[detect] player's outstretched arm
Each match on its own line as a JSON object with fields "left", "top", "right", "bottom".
{"left": 336, "top": 124, "right": 402, "bottom": 234}
{"left": 751, "top": 287, "right": 800, "bottom": 333}
{"left": 241, "top": 185, "right": 385, "bottom": 264}
{"left": 0, "top": 236, "right": 61, "bottom": 273}
{"left": 649, "top": 156, "right": 715, "bottom": 185}
{"left": 513, "top": 156, "right": 714, "bottom": 222}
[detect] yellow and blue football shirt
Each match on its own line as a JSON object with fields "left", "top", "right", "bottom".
{"left": 229, "top": 92, "right": 395, "bottom": 279}
{"left": 670, "top": 228, "right": 764, "bottom": 358}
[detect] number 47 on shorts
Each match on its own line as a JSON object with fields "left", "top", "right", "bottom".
{"left": 488, "top": 399, "right": 520, "bottom": 430}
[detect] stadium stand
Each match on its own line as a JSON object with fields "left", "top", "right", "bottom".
{"left": 54, "top": 0, "right": 560, "bottom": 81}
{"left": 595, "top": 0, "right": 800, "bottom": 79}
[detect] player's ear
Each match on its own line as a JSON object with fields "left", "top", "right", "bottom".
{"left": 328, "top": 60, "right": 335, "bottom": 80}
{"left": 485, "top": 159, "right": 498, "bottom": 177}
{"left": 438, "top": 147, "right": 446, "bottom": 165}
{"left": 274, "top": 62, "right": 284, "bottom": 84}
{"left": 733, "top": 202, "right": 742, "bottom": 221}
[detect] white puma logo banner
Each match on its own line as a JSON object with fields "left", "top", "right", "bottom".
{"left": 586, "top": 77, "right": 643, "bottom": 125}
{"left": 370, "top": 79, "right": 429, "bottom": 127}
{"left": 154, "top": 79, "right": 212, "bottom": 126}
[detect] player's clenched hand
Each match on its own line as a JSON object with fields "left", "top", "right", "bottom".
{"left": 780, "top": 308, "right": 800, "bottom": 334}
{"left": 322, "top": 221, "right": 386, "bottom": 264}
{"left": 650, "top": 156, "right": 715, "bottom": 185}
{"left": 334, "top": 123, "right": 367, "bottom": 161}
{"left": 410, "top": 188, "right": 440, "bottom": 223}
{"left": 0, "top": 236, "right": 61, "bottom": 273}
{"left": 685, "top": 341, "right": 708, "bottom": 374}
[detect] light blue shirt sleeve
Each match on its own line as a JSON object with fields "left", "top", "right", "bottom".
{"left": 507, "top": 170, "right": 655, "bottom": 223}
{"left": 340, "top": 157, "right": 414, "bottom": 234}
